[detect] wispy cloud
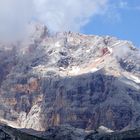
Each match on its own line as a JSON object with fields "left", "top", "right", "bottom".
{"left": 118, "top": 1, "right": 128, "bottom": 9}
{"left": 103, "top": 0, "right": 140, "bottom": 24}
{"left": 116, "top": 0, "right": 140, "bottom": 11}
{"left": 33, "top": 0, "right": 108, "bottom": 32}
{"left": 0, "top": 0, "right": 34, "bottom": 40}
{"left": 0, "top": 0, "right": 109, "bottom": 40}
{"left": 0, "top": 0, "right": 139, "bottom": 41}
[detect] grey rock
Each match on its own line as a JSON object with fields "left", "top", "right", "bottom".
{"left": 0, "top": 124, "right": 46, "bottom": 140}
{"left": 0, "top": 24, "right": 139, "bottom": 132}
{"left": 1, "top": 124, "right": 140, "bottom": 140}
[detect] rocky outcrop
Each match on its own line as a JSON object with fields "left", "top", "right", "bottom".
{"left": 0, "top": 124, "right": 45, "bottom": 140}
{"left": 1, "top": 124, "right": 140, "bottom": 140}
{"left": 0, "top": 24, "right": 140, "bottom": 131}
{"left": 41, "top": 125, "right": 86, "bottom": 140}
{"left": 85, "top": 128, "right": 140, "bottom": 140}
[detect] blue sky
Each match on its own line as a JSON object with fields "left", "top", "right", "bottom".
{"left": 0, "top": 0, "right": 139, "bottom": 45}
{"left": 83, "top": 0, "right": 140, "bottom": 47}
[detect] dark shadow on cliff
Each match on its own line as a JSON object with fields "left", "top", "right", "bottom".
{"left": 0, "top": 124, "right": 47, "bottom": 140}
{"left": 39, "top": 69, "right": 140, "bottom": 131}
{"left": 0, "top": 46, "right": 17, "bottom": 86}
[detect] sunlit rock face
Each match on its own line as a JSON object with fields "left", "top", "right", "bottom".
{"left": 0, "top": 23, "right": 140, "bottom": 131}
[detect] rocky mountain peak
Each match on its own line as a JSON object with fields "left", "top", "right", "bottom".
{"left": 0, "top": 24, "right": 140, "bottom": 132}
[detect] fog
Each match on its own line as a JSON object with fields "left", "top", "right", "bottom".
{"left": 0, "top": 0, "right": 108, "bottom": 40}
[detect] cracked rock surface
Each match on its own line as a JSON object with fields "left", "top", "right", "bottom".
{"left": 0, "top": 23, "right": 140, "bottom": 132}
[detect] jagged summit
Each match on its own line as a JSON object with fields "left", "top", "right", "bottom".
{"left": 0, "top": 23, "right": 140, "bottom": 132}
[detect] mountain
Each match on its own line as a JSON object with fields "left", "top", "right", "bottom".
{"left": 0, "top": 124, "right": 45, "bottom": 140}
{"left": 1, "top": 124, "right": 140, "bottom": 140}
{"left": 0, "top": 23, "right": 140, "bottom": 133}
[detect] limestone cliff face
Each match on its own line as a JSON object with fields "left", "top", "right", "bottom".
{"left": 0, "top": 24, "right": 140, "bottom": 131}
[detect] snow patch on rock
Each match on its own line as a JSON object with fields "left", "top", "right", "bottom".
{"left": 97, "top": 126, "right": 114, "bottom": 134}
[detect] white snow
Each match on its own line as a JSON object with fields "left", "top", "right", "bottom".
{"left": 55, "top": 41, "right": 61, "bottom": 47}
{"left": 68, "top": 37, "right": 74, "bottom": 42}
{"left": 122, "top": 72, "right": 140, "bottom": 84}
{"left": 95, "top": 58, "right": 101, "bottom": 62}
{"left": 108, "top": 47, "right": 113, "bottom": 54}
{"left": 0, "top": 117, "right": 20, "bottom": 129}
{"left": 90, "top": 67, "right": 99, "bottom": 73}
{"left": 130, "top": 75, "right": 140, "bottom": 84}
{"left": 97, "top": 126, "right": 114, "bottom": 134}
{"left": 124, "top": 73, "right": 140, "bottom": 84}
{"left": 70, "top": 66, "right": 80, "bottom": 74}
{"left": 111, "top": 41, "right": 123, "bottom": 47}
{"left": 86, "top": 49, "right": 90, "bottom": 53}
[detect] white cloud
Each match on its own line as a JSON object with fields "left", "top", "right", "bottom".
{"left": 103, "top": 0, "right": 140, "bottom": 23}
{"left": 0, "top": 0, "right": 34, "bottom": 40}
{"left": 116, "top": 0, "right": 140, "bottom": 11}
{"left": 118, "top": 1, "right": 128, "bottom": 9}
{"left": 0, "top": 0, "right": 108, "bottom": 40}
{"left": 33, "top": 0, "right": 108, "bottom": 32}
